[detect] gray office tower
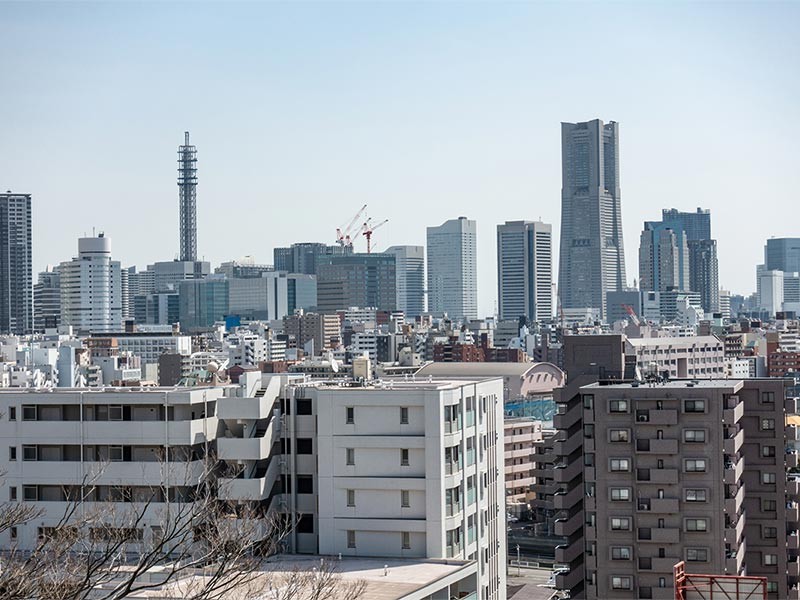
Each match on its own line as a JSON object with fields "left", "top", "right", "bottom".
{"left": 558, "top": 120, "right": 626, "bottom": 321}
{"left": 662, "top": 208, "right": 719, "bottom": 314}
{"left": 765, "top": 238, "right": 800, "bottom": 273}
{"left": 385, "top": 246, "right": 425, "bottom": 317}
{"left": 427, "top": 217, "right": 478, "bottom": 321}
{"left": 497, "top": 220, "right": 552, "bottom": 322}
{"left": 0, "top": 193, "right": 33, "bottom": 334}
{"left": 178, "top": 132, "right": 197, "bottom": 262}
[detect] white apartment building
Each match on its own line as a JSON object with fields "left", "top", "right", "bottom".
{"left": 114, "top": 333, "right": 192, "bottom": 366}
{"left": 627, "top": 335, "right": 725, "bottom": 379}
{"left": 0, "top": 374, "right": 504, "bottom": 599}
{"left": 59, "top": 235, "right": 122, "bottom": 334}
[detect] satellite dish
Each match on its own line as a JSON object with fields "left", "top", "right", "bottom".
{"left": 207, "top": 361, "right": 219, "bottom": 374}
{"left": 331, "top": 360, "right": 339, "bottom": 373}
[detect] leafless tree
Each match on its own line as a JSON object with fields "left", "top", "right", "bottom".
{"left": 0, "top": 455, "right": 365, "bottom": 600}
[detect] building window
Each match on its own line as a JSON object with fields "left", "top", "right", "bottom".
{"left": 609, "top": 429, "right": 629, "bottom": 443}
{"left": 767, "top": 582, "right": 778, "bottom": 593}
{"left": 297, "top": 475, "right": 313, "bottom": 494}
{"left": 761, "top": 418, "right": 775, "bottom": 431}
{"left": 764, "top": 554, "right": 778, "bottom": 566}
{"left": 610, "top": 458, "right": 630, "bottom": 472}
{"left": 402, "top": 531, "right": 410, "bottom": 549}
{"left": 683, "top": 430, "right": 706, "bottom": 443}
{"left": 346, "top": 407, "right": 354, "bottom": 424}
{"left": 296, "top": 514, "right": 314, "bottom": 533}
{"left": 22, "top": 405, "right": 36, "bottom": 421}
{"left": 684, "top": 459, "right": 706, "bottom": 472}
{"left": 109, "top": 446, "right": 124, "bottom": 462}
{"left": 401, "top": 490, "right": 410, "bottom": 508}
{"left": 346, "top": 489, "right": 355, "bottom": 507}
{"left": 763, "top": 526, "right": 777, "bottom": 539}
{"left": 9, "top": 446, "right": 16, "bottom": 461}
{"left": 347, "top": 530, "right": 356, "bottom": 548}
{"left": 583, "top": 395, "right": 594, "bottom": 409}
{"left": 761, "top": 445, "right": 776, "bottom": 457}
{"left": 609, "top": 399, "right": 628, "bottom": 413}
{"left": 685, "top": 489, "right": 707, "bottom": 502}
{"left": 296, "top": 399, "right": 313, "bottom": 415}
{"left": 296, "top": 438, "right": 313, "bottom": 454}
{"left": 610, "top": 488, "right": 631, "bottom": 502}
{"left": 10, "top": 527, "right": 17, "bottom": 541}
{"left": 23, "top": 486, "right": 37, "bottom": 501}
{"left": 762, "top": 499, "right": 777, "bottom": 512}
{"left": 761, "top": 392, "right": 775, "bottom": 404}
{"left": 611, "top": 547, "right": 631, "bottom": 560}
{"left": 346, "top": 448, "right": 355, "bottom": 466}
{"left": 9, "top": 486, "right": 17, "bottom": 501}
{"left": 762, "top": 472, "right": 776, "bottom": 485}
{"left": 109, "top": 405, "right": 123, "bottom": 421}
{"left": 611, "top": 517, "right": 631, "bottom": 531}
{"left": 8, "top": 407, "right": 16, "bottom": 421}
{"left": 401, "top": 448, "right": 410, "bottom": 466}
{"left": 22, "top": 445, "right": 37, "bottom": 461}
{"left": 611, "top": 576, "right": 632, "bottom": 590}
{"left": 685, "top": 518, "right": 708, "bottom": 532}
{"left": 687, "top": 548, "right": 708, "bottom": 562}
{"left": 400, "top": 407, "right": 409, "bottom": 424}
{"left": 684, "top": 399, "right": 705, "bottom": 413}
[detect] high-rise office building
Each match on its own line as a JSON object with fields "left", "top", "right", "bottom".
{"left": 385, "top": 245, "right": 425, "bottom": 317}
{"left": 660, "top": 208, "right": 719, "bottom": 314}
{"left": 59, "top": 235, "right": 122, "bottom": 334}
{"left": 558, "top": 120, "right": 626, "bottom": 320}
{"left": 177, "top": 276, "right": 229, "bottom": 331}
{"left": 427, "top": 217, "right": 478, "bottom": 321}
{"left": 765, "top": 238, "right": 800, "bottom": 273}
{"left": 33, "top": 267, "right": 60, "bottom": 331}
{"left": 0, "top": 193, "right": 33, "bottom": 335}
{"left": 638, "top": 224, "right": 690, "bottom": 293}
{"left": 316, "top": 253, "right": 396, "bottom": 313}
{"left": 496, "top": 220, "right": 552, "bottom": 322}
{"left": 273, "top": 242, "right": 351, "bottom": 276}
{"left": 178, "top": 131, "right": 197, "bottom": 262}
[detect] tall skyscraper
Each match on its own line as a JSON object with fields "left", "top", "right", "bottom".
{"left": 178, "top": 131, "right": 197, "bottom": 262}
{"left": 427, "top": 217, "right": 477, "bottom": 320}
{"left": 33, "top": 267, "right": 60, "bottom": 331}
{"left": 496, "top": 220, "right": 552, "bottom": 322}
{"left": 765, "top": 238, "right": 800, "bottom": 273}
{"left": 661, "top": 208, "right": 719, "bottom": 314}
{"left": 0, "top": 192, "right": 33, "bottom": 334}
{"left": 638, "top": 224, "right": 690, "bottom": 292}
{"left": 385, "top": 245, "right": 425, "bottom": 317}
{"left": 59, "top": 235, "right": 122, "bottom": 334}
{"left": 558, "top": 120, "right": 626, "bottom": 320}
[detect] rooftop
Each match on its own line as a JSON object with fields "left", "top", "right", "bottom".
{"left": 583, "top": 378, "right": 742, "bottom": 390}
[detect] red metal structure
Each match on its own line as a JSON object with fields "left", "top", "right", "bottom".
{"left": 674, "top": 561, "right": 767, "bottom": 600}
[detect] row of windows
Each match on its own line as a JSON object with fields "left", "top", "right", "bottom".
{"left": 609, "top": 517, "right": 708, "bottom": 531}
{"left": 610, "top": 546, "right": 709, "bottom": 562}
{"left": 346, "top": 489, "right": 412, "bottom": 508}
{"left": 345, "top": 406, "right": 410, "bottom": 425}
{"left": 345, "top": 448, "right": 410, "bottom": 466}
{"left": 602, "top": 398, "right": 708, "bottom": 414}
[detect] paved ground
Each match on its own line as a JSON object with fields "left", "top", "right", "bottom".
{"left": 507, "top": 567, "right": 559, "bottom": 600}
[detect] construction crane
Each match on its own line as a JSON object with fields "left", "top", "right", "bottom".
{"left": 622, "top": 304, "right": 640, "bottom": 326}
{"left": 335, "top": 204, "right": 368, "bottom": 248}
{"left": 360, "top": 217, "right": 389, "bottom": 253}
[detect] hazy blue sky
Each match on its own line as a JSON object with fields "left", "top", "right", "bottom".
{"left": 2, "top": 1, "right": 799, "bottom": 316}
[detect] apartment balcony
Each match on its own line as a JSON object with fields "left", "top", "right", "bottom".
{"left": 555, "top": 567, "right": 583, "bottom": 591}
{"left": 638, "top": 527, "right": 680, "bottom": 544}
{"left": 724, "top": 484, "right": 745, "bottom": 515}
{"left": 218, "top": 475, "right": 270, "bottom": 501}
{"left": 636, "top": 439, "right": 679, "bottom": 454}
{"left": 554, "top": 402, "right": 582, "bottom": 430}
{"left": 724, "top": 511, "right": 746, "bottom": 543}
{"left": 790, "top": 556, "right": 800, "bottom": 578}
{"left": 504, "top": 448, "right": 534, "bottom": 461}
{"left": 788, "top": 397, "right": 800, "bottom": 414}
{"left": 723, "top": 399, "right": 744, "bottom": 424}
{"left": 555, "top": 540, "right": 582, "bottom": 563}
{"left": 789, "top": 451, "right": 800, "bottom": 469}
{"left": 652, "top": 557, "right": 682, "bottom": 572}
{"left": 725, "top": 538, "right": 746, "bottom": 574}
{"left": 788, "top": 425, "right": 800, "bottom": 442}
{"left": 638, "top": 468, "right": 679, "bottom": 484}
{"left": 724, "top": 429, "right": 745, "bottom": 455}
{"left": 40, "top": 418, "right": 219, "bottom": 445}
{"left": 789, "top": 532, "right": 800, "bottom": 550}
{"left": 553, "top": 484, "right": 583, "bottom": 511}
{"left": 637, "top": 498, "right": 680, "bottom": 514}
{"left": 530, "top": 464, "right": 554, "bottom": 480}
{"left": 788, "top": 586, "right": 800, "bottom": 600}
{"left": 217, "top": 435, "right": 272, "bottom": 461}
{"left": 553, "top": 459, "right": 582, "bottom": 484}
{"left": 788, "top": 502, "right": 800, "bottom": 523}
{"left": 553, "top": 434, "right": 582, "bottom": 457}
{"left": 723, "top": 458, "right": 745, "bottom": 485}
{"left": 790, "top": 480, "right": 800, "bottom": 498}
{"left": 217, "top": 395, "right": 276, "bottom": 421}
{"left": 644, "top": 409, "right": 679, "bottom": 425}
{"left": 553, "top": 510, "right": 582, "bottom": 537}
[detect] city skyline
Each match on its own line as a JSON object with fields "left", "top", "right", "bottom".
{"left": 2, "top": 2, "right": 799, "bottom": 316}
